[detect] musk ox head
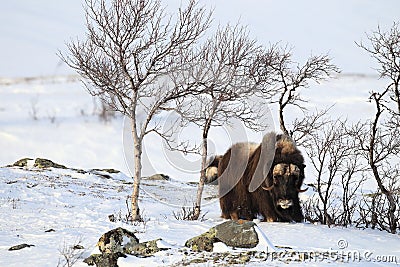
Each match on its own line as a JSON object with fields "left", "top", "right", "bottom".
{"left": 263, "top": 163, "right": 307, "bottom": 210}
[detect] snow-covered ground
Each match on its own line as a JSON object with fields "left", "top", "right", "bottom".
{"left": 0, "top": 163, "right": 399, "bottom": 266}
{"left": 0, "top": 75, "right": 399, "bottom": 266}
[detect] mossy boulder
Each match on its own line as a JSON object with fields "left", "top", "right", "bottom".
{"left": 185, "top": 221, "right": 259, "bottom": 252}
{"left": 85, "top": 227, "right": 169, "bottom": 266}
{"left": 97, "top": 227, "right": 139, "bottom": 254}
{"left": 144, "top": 174, "right": 170, "bottom": 181}
{"left": 215, "top": 220, "right": 258, "bottom": 248}
{"left": 33, "top": 158, "right": 67, "bottom": 169}
{"left": 10, "top": 158, "right": 33, "bottom": 167}
{"left": 125, "top": 238, "right": 169, "bottom": 257}
{"left": 83, "top": 252, "right": 126, "bottom": 267}
{"left": 185, "top": 228, "right": 217, "bottom": 252}
{"left": 9, "top": 158, "right": 67, "bottom": 169}
{"left": 93, "top": 168, "right": 120, "bottom": 174}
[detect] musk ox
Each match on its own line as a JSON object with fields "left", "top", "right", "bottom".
{"left": 214, "top": 132, "right": 307, "bottom": 222}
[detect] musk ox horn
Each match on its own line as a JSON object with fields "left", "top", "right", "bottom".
{"left": 297, "top": 187, "right": 308, "bottom": 192}
{"left": 262, "top": 184, "right": 274, "bottom": 191}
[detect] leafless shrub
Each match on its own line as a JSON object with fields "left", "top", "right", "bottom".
{"left": 294, "top": 113, "right": 366, "bottom": 227}
{"left": 7, "top": 197, "right": 21, "bottom": 210}
{"left": 92, "top": 97, "right": 117, "bottom": 123}
{"left": 29, "top": 96, "right": 39, "bottom": 121}
{"left": 110, "top": 196, "right": 149, "bottom": 229}
{"left": 173, "top": 203, "right": 208, "bottom": 221}
{"left": 57, "top": 238, "right": 85, "bottom": 267}
{"left": 47, "top": 109, "right": 57, "bottom": 124}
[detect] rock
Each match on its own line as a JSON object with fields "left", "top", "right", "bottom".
{"left": 145, "top": 174, "right": 170, "bottom": 181}
{"left": 215, "top": 221, "right": 258, "bottom": 248}
{"left": 85, "top": 228, "right": 170, "bottom": 266}
{"left": 10, "top": 158, "right": 33, "bottom": 167}
{"left": 126, "top": 238, "right": 169, "bottom": 257}
{"left": 84, "top": 227, "right": 138, "bottom": 266}
{"left": 73, "top": 244, "right": 85, "bottom": 250}
{"left": 90, "top": 169, "right": 121, "bottom": 179}
{"left": 83, "top": 252, "right": 126, "bottom": 267}
{"left": 185, "top": 228, "right": 217, "bottom": 252}
{"left": 185, "top": 221, "right": 259, "bottom": 252}
{"left": 97, "top": 227, "right": 139, "bottom": 254}
{"left": 33, "top": 158, "right": 67, "bottom": 169}
{"left": 92, "top": 168, "right": 120, "bottom": 174}
{"left": 8, "top": 243, "right": 35, "bottom": 251}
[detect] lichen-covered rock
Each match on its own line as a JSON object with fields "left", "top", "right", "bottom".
{"left": 214, "top": 220, "right": 258, "bottom": 248}
{"left": 185, "top": 228, "right": 217, "bottom": 252}
{"left": 125, "top": 238, "right": 169, "bottom": 257}
{"left": 10, "top": 158, "right": 33, "bottom": 167}
{"left": 97, "top": 227, "right": 139, "bottom": 254}
{"left": 144, "top": 174, "right": 170, "bottom": 181}
{"left": 185, "top": 221, "right": 259, "bottom": 252}
{"left": 83, "top": 252, "right": 126, "bottom": 267}
{"left": 92, "top": 168, "right": 120, "bottom": 174}
{"left": 33, "top": 158, "right": 67, "bottom": 169}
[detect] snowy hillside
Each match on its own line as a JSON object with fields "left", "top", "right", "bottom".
{"left": 0, "top": 162, "right": 399, "bottom": 266}
{"left": 0, "top": 74, "right": 399, "bottom": 266}
{"left": 0, "top": 74, "right": 389, "bottom": 182}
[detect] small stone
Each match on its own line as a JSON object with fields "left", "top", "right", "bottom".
{"left": 9, "top": 244, "right": 35, "bottom": 251}
{"left": 73, "top": 244, "right": 84, "bottom": 250}
{"left": 108, "top": 214, "right": 116, "bottom": 222}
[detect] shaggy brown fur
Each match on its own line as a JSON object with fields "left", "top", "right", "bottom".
{"left": 218, "top": 133, "right": 306, "bottom": 222}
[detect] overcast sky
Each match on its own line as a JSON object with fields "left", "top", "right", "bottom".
{"left": 1, "top": 0, "right": 399, "bottom": 77}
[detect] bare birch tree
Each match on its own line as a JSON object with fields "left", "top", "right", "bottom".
{"left": 59, "top": 0, "right": 212, "bottom": 221}
{"left": 258, "top": 44, "right": 339, "bottom": 136}
{"left": 171, "top": 24, "right": 274, "bottom": 220}
{"left": 353, "top": 22, "right": 400, "bottom": 233}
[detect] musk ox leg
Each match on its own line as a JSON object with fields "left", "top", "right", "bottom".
{"left": 266, "top": 217, "right": 275, "bottom": 222}
{"left": 229, "top": 211, "right": 239, "bottom": 221}
{"left": 220, "top": 194, "right": 254, "bottom": 220}
{"left": 262, "top": 212, "right": 278, "bottom": 222}
{"left": 219, "top": 194, "right": 233, "bottom": 219}
{"left": 258, "top": 203, "right": 278, "bottom": 222}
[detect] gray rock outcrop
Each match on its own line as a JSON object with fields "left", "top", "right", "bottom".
{"left": 185, "top": 220, "right": 259, "bottom": 252}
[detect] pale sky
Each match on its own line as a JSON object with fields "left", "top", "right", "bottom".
{"left": 1, "top": 0, "right": 399, "bottom": 77}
